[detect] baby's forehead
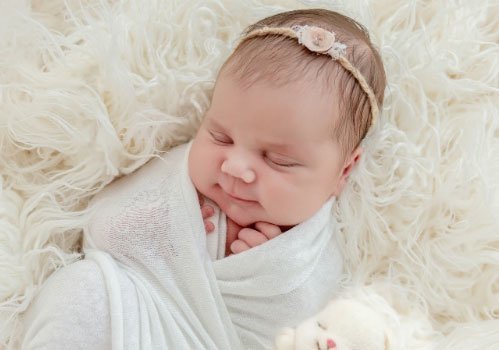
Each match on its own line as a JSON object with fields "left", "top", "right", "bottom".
{"left": 214, "top": 72, "right": 342, "bottom": 126}
{"left": 211, "top": 82, "right": 344, "bottom": 151}
{"left": 216, "top": 54, "right": 355, "bottom": 154}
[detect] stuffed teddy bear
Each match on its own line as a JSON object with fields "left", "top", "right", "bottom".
{"left": 274, "top": 298, "right": 393, "bottom": 350}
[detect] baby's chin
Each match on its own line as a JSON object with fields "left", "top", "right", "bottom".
{"left": 223, "top": 203, "right": 297, "bottom": 231}
{"left": 219, "top": 201, "right": 258, "bottom": 227}
{"left": 195, "top": 188, "right": 253, "bottom": 226}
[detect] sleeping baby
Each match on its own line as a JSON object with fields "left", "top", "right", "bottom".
{"left": 195, "top": 11, "right": 384, "bottom": 256}
{"left": 20, "top": 8, "right": 386, "bottom": 350}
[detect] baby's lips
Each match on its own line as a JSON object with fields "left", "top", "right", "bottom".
{"left": 326, "top": 338, "right": 336, "bottom": 349}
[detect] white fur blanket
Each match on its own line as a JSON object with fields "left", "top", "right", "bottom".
{"left": 1, "top": 0, "right": 498, "bottom": 348}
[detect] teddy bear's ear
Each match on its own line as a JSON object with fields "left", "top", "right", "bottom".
{"left": 273, "top": 327, "right": 295, "bottom": 350}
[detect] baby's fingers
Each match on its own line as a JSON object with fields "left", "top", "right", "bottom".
{"left": 254, "top": 222, "right": 282, "bottom": 240}
{"left": 204, "top": 220, "right": 214, "bottom": 233}
{"left": 200, "top": 204, "right": 215, "bottom": 233}
{"left": 230, "top": 239, "right": 251, "bottom": 254}
{"left": 201, "top": 204, "right": 214, "bottom": 219}
{"left": 238, "top": 228, "right": 268, "bottom": 247}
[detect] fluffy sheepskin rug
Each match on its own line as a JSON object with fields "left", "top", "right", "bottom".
{"left": 1, "top": 0, "right": 498, "bottom": 348}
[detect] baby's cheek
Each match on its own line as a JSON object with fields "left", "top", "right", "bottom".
{"left": 190, "top": 142, "right": 220, "bottom": 191}
{"left": 262, "top": 179, "right": 296, "bottom": 210}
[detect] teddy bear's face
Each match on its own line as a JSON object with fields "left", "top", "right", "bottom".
{"left": 274, "top": 317, "right": 350, "bottom": 350}
{"left": 292, "top": 317, "right": 350, "bottom": 350}
{"left": 273, "top": 299, "right": 391, "bottom": 350}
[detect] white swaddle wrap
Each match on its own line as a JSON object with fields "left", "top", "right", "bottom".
{"left": 82, "top": 142, "right": 343, "bottom": 349}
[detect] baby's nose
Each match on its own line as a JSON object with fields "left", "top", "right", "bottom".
{"left": 221, "top": 158, "right": 255, "bottom": 183}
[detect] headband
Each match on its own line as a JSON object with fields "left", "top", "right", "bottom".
{"left": 236, "top": 25, "right": 380, "bottom": 135}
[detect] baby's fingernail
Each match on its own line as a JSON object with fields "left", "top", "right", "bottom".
{"left": 230, "top": 241, "right": 239, "bottom": 254}
{"left": 205, "top": 221, "right": 215, "bottom": 233}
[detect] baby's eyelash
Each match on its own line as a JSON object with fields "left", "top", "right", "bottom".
{"left": 209, "top": 131, "right": 232, "bottom": 144}
{"left": 265, "top": 154, "right": 299, "bottom": 167}
{"left": 269, "top": 159, "right": 297, "bottom": 167}
{"left": 208, "top": 135, "right": 299, "bottom": 167}
{"left": 317, "top": 321, "right": 327, "bottom": 330}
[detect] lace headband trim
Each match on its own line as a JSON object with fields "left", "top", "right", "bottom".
{"left": 236, "top": 25, "right": 380, "bottom": 135}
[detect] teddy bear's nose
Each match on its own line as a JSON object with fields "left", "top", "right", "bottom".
{"left": 327, "top": 338, "right": 336, "bottom": 349}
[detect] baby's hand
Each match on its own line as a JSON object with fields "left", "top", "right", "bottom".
{"left": 198, "top": 194, "right": 215, "bottom": 233}
{"left": 230, "top": 222, "right": 282, "bottom": 254}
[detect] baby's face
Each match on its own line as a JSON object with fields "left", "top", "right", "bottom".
{"left": 189, "top": 73, "right": 355, "bottom": 227}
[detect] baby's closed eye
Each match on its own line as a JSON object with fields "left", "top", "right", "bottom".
{"left": 209, "top": 130, "right": 232, "bottom": 145}
{"left": 265, "top": 153, "right": 300, "bottom": 167}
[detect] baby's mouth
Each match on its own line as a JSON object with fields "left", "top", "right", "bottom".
{"left": 218, "top": 184, "right": 257, "bottom": 204}
{"left": 226, "top": 191, "right": 257, "bottom": 204}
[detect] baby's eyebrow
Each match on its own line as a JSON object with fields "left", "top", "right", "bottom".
{"left": 264, "top": 142, "right": 298, "bottom": 152}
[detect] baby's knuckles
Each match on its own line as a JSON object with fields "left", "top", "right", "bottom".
{"left": 254, "top": 221, "right": 282, "bottom": 239}
{"left": 238, "top": 228, "right": 268, "bottom": 247}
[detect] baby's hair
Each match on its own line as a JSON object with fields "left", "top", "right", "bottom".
{"left": 219, "top": 9, "right": 386, "bottom": 158}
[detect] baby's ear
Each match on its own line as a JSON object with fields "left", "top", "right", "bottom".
{"left": 333, "top": 146, "right": 363, "bottom": 196}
